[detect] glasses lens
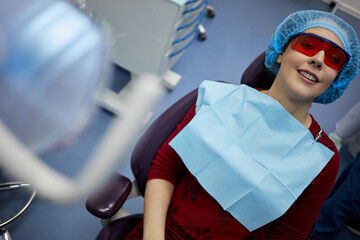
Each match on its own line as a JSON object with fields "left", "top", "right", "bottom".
{"left": 324, "top": 46, "right": 348, "bottom": 70}
{"left": 291, "top": 34, "right": 348, "bottom": 71}
{"left": 292, "top": 35, "right": 321, "bottom": 56}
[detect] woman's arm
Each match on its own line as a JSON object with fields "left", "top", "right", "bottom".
{"left": 142, "top": 104, "right": 197, "bottom": 239}
{"left": 143, "top": 179, "right": 174, "bottom": 240}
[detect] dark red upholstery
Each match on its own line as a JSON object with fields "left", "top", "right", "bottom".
{"left": 90, "top": 89, "right": 199, "bottom": 240}
{"left": 86, "top": 173, "right": 132, "bottom": 219}
{"left": 241, "top": 51, "right": 275, "bottom": 89}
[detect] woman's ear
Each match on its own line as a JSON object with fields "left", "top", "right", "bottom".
{"left": 276, "top": 53, "right": 283, "bottom": 64}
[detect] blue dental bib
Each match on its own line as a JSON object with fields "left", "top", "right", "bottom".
{"left": 169, "top": 81, "right": 334, "bottom": 231}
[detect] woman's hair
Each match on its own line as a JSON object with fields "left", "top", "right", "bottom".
{"left": 265, "top": 10, "right": 360, "bottom": 104}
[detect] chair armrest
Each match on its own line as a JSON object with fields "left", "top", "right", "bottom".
{"left": 86, "top": 173, "right": 132, "bottom": 219}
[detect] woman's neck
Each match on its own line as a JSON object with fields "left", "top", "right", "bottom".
{"left": 261, "top": 87, "right": 313, "bottom": 129}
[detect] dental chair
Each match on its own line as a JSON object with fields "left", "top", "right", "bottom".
{"left": 85, "top": 51, "right": 275, "bottom": 240}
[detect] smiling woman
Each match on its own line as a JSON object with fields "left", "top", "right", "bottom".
{"left": 123, "top": 10, "right": 360, "bottom": 240}
{"left": 265, "top": 10, "right": 360, "bottom": 105}
{"left": 271, "top": 27, "right": 345, "bottom": 117}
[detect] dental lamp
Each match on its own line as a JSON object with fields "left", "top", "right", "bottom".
{"left": 0, "top": 0, "right": 165, "bottom": 203}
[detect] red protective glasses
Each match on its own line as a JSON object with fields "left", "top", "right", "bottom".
{"left": 290, "top": 33, "right": 350, "bottom": 71}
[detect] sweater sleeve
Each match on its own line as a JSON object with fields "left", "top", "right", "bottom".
{"left": 265, "top": 127, "right": 340, "bottom": 240}
{"left": 147, "top": 104, "right": 196, "bottom": 186}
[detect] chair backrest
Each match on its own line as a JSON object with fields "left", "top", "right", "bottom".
{"left": 130, "top": 51, "right": 275, "bottom": 196}
{"left": 131, "top": 89, "right": 198, "bottom": 195}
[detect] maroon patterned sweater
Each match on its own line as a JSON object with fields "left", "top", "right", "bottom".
{"left": 126, "top": 103, "right": 339, "bottom": 240}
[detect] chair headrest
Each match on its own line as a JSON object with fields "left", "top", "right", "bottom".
{"left": 240, "top": 51, "right": 275, "bottom": 89}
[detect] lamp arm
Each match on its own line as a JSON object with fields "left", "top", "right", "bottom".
{"left": 0, "top": 75, "right": 165, "bottom": 203}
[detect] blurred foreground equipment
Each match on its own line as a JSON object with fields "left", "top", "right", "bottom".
{"left": 0, "top": 0, "right": 165, "bottom": 203}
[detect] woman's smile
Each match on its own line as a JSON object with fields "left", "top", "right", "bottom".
{"left": 297, "top": 69, "right": 319, "bottom": 84}
{"left": 298, "top": 69, "right": 319, "bottom": 83}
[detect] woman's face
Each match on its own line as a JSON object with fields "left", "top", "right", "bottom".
{"left": 275, "top": 27, "right": 344, "bottom": 104}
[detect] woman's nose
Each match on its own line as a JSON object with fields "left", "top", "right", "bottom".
{"left": 308, "top": 50, "right": 325, "bottom": 70}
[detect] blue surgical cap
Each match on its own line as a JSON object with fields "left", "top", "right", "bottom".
{"left": 265, "top": 10, "right": 360, "bottom": 104}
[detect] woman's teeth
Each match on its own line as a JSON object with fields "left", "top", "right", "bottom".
{"left": 299, "top": 71, "right": 318, "bottom": 82}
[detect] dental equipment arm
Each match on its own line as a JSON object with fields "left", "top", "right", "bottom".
{"left": 0, "top": 75, "right": 165, "bottom": 203}
{"left": 0, "top": 0, "right": 165, "bottom": 203}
